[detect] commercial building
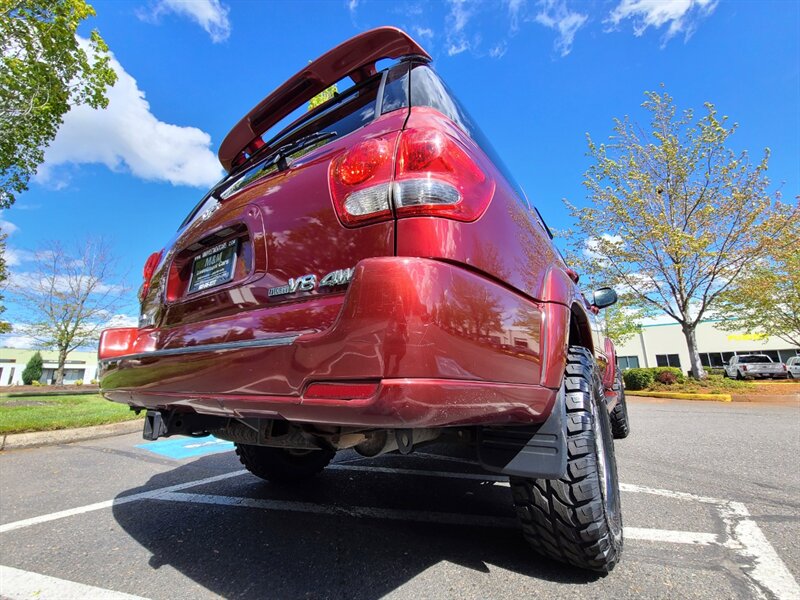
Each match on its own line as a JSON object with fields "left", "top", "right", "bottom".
{"left": 614, "top": 318, "right": 799, "bottom": 373}
{"left": 0, "top": 348, "right": 99, "bottom": 386}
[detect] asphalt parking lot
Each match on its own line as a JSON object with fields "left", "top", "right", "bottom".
{"left": 1, "top": 398, "right": 798, "bottom": 600}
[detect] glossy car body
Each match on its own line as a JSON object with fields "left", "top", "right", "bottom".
{"left": 99, "top": 27, "right": 619, "bottom": 437}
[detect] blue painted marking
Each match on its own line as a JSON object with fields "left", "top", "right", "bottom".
{"left": 137, "top": 435, "right": 235, "bottom": 460}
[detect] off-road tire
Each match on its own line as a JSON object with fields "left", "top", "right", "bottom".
{"left": 609, "top": 367, "right": 630, "bottom": 439}
{"left": 510, "top": 346, "right": 623, "bottom": 573}
{"left": 235, "top": 444, "right": 335, "bottom": 483}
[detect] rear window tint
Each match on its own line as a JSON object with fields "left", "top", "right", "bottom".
{"left": 738, "top": 356, "right": 772, "bottom": 364}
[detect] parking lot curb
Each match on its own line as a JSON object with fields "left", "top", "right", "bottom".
{"left": 0, "top": 419, "right": 142, "bottom": 451}
{"left": 626, "top": 391, "right": 732, "bottom": 402}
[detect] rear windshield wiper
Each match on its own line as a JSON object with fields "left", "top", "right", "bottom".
{"left": 270, "top": 130, "right": 338, "bottom": 171}
{"left": 213, "top": 131, "right": 338, "bottom": 200}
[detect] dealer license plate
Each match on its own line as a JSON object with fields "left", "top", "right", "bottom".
{"left": 187, "top": 238, "right": 239, "bottom": 294}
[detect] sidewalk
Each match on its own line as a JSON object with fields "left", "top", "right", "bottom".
{"left": 1, "top": 420, "right": 142, "bottom": 451}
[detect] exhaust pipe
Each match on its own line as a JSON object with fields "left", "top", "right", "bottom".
{"left": 355, "top": 428, "right": 440, "bottom": 457}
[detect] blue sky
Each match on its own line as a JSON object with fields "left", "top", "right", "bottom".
{"left": 2, "top": 0, "right": 798, "bottom": 340}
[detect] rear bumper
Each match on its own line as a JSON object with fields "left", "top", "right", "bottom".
{"left": 100, "top": 257, "right": 565, "bottom": 428}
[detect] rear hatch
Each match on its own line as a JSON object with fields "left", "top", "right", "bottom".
{"left": 136, "top": 29, "right": 430, "bottom": 350}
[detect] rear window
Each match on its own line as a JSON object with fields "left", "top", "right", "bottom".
{"left": 738, "top": 356, "right": 772, "bottom": 364}
{"left": 180, "top": 73, "right": 388, "bottom": 229}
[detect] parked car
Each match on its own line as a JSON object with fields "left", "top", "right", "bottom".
{"left": 723, "top": 354, "right": 788, "bottom": 379}
{"left": 786, "top": 356, "right": 800, "bottom": 379}
{"left": 98, "top": 27, "right": 629, "bottom": 573}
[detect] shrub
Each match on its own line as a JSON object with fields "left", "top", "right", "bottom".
{"left": 90, "top": 379, "right": 98, "bottom": 385}
{"left": 31, "top": 380, "right": 42, "bottom": 386}
{"left": 21, "top": 351, "right": 43, "bottom": 385}
{"left": 74, "top": 380, "right": 84, "bottom": 386}
{"left": 655, "top": 370, "right": 677, "bottom": 385}
{"left": 652, "top": 367, "right": 685, "bottom": 383}
{"left": 623, "top": 368, "right": 655, "bottom": 391}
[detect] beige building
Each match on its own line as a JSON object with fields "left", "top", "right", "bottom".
{"left": 615, "top": 318, "right": 799, "bottom": 373}
{"left": 0, "top": 348, "right": 99, "bottom": 386}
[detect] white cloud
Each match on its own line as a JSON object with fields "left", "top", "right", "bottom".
{"left": 3, "top": 248, "right": 35, "bottom": 267}
{"left": 489, "top": 42, "right": 508, "bottom": 58}
{"left": 584, "top": 234, "right": 624, "bottom": 259}
{"left": 0, "top": 333, "right": 37, "bottom": 349}
{"left": 534, "top": 0, "right": 588, "bottom": 57}
{"left": 606, "top": 0, "right": 718, "bottom": 44}
{"left": 347, "top": 0, "right": 358, "bottom": 14}
{"left": 106, "top": 313, "right": 139, "bottom": 328}
{"left": 0, "top": 215, "right": 18, "bottom": 235}
{"left": 447, "top": 41, "right": 470, "bottom": 56}
{"left": 445, "top": 0, "right": 474, "bottom": 56}
{"left": 9, "top": 271, "right": 126, "bottom": 295}
{"left": 37, "top": 38, "right": 223, "bottom": 189}
{"left": 140, "top": 0, "right": 231, "bottom": 43}
{"left": 413, "top": 26, "right": 434, "bottom": 40}
{"left": 506, "top": 0, "right": 526, "bottom": 32}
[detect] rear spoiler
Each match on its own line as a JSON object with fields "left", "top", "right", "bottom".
{"left": 218, "top": 27, "right": 431, "bottom": 172}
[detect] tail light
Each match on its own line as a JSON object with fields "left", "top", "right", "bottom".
{"left": 139, "top": 250, "right": 163, "bottom": 302}
{"left": 393, "top": 128, "right": 494, "bottom": 221}
{"left": 330, "top": 126, "right": 494, "bottom": 227}
{"left": 742, "top": 365, "right": 748, "bottom": 372}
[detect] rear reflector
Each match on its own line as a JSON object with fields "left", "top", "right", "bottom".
{"left": 98, "top": 328, "right": 138, "bottom": 360}
{"left": 304, "top": 382, "right": 379, "bottom": 400}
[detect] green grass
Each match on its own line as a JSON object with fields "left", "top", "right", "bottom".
{"left": 0, "top": 394, "right": 142, "bottom": 435}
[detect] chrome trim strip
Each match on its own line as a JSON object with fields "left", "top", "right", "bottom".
{"left": 100, "top": 334, "right": 299, "bottom": 363}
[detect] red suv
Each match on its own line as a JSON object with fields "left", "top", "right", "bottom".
{"left": 99, "top": 27, "right": 630, "bottom": 573}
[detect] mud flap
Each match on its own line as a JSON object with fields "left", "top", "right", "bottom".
{"left": 477, "top": 387, "right": 567, "bottom": 479}
{"left": 143, "top": 410, "right": 168, "bottom": 441}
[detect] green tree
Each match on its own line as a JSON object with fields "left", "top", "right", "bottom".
{"left": 10, "top": 238, "right": 128, "bottom": 385}
{"left": 568, "top": 88, "right": 796, "bottom": 379}
{"left": 0, "top": 229, "right": 11, "bottom": 333}
{"left": 21, "top": 350, "right": 42, "bottom": 384}
{"left": 0, "top": 0, "right": 116, "bottom": 208}
{"left": 601, "top": 300, "right": 651, "bottom": 346}
{"left": 716, "top": 225, "right": 800, "bottom": 348}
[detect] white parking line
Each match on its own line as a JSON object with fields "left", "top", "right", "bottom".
{"left": 0, "top": 470, "right": 247, "bottom": 534}
{"left": 0, "top": 564, "right": 149, "bottom": 600}
{"left": 1, "top": 463, "right": 797, "bottom": 599}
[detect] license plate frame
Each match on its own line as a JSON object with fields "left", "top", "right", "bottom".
{"left": 187, "top": 238, "right": 239, "bottom": 295}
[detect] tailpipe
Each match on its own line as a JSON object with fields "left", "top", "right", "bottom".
{"left": 355, "top": 428, "right": 440, "bottom": 457}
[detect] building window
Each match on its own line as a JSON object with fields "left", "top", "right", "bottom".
{"left": 513, "top": 338, "right": 528, "bottom": 349}
{"left": 656, "top": 354, "right": 681, "bottom": 368}
{"left": 618, "top": 356, "right": 640, "bottom": 370}
{"left": 778, "top": 349, "right": 800, "bottom": 363}
{"left": 62, "top": 368, "right": 85, "bottom": 383}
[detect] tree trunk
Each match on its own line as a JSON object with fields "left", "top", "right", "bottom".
{"left": 55, "top": 347, "right": 68, "bottom": 386}
{"left": 681, "top": 324, "right": 706, "bottom": 380}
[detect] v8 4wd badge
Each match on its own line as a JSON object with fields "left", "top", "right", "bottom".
{"left": 268, "top": 267, "right": 354, "bottom": 297}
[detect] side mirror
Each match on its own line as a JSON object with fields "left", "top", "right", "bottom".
{"left": 592, "top": 287, "right": 618, "bottom": 309}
